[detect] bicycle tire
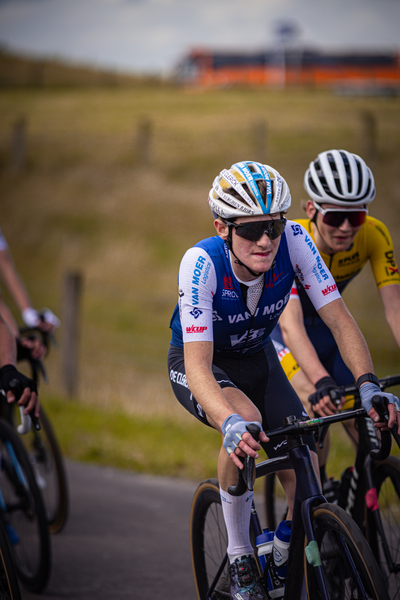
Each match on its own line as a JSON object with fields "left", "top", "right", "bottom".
{"left": 0, "top": 419, "right": 51, "bottom": 592}
{"left": 305, "top": 503, "right": 389, "bottom": 600}
{"left": 0, "top": 520, "right": 22, "bottom": 600}
{"left": 14, "top": 404, "right": 68, "bottom": 533}
{"left": 366, "top": 456, "right": 400, "bottom": 599}
{"left": 190, "top": 479, "right": 229, "bottom": 600}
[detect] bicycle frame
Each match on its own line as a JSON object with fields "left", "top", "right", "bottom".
{"left": 336, "top": 397, "right": 400, "bottom": 578}
{"left": 208, "top": 440, "right": 331, "bottom": 600}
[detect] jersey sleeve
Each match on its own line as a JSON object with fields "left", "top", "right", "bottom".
{"left": 285, "top": 221, "right": 341, "bottom": 311}
{"left": 178, "top": 247, "right": 217, "bottom": 344}
{"left": 366, "top": 217, "right": 400, "bottom": 289}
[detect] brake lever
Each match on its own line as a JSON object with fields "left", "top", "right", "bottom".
{"left": 228, "top": 424, "right": 260, "bottom": 497}
{"left": 315, "top": 389, "right": 342, "bottom": 449}
{"left": 9, "top": 379, "right": 41, "bottom": 432}
{"left": 369, "top": 395, "right": 391, "bottom": 461}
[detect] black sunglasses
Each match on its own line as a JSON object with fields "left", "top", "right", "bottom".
{"left": 223, "top": 218, "right": 287, "bottom": 241}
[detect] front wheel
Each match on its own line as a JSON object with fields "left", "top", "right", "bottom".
{"left": 15, "top": 405, "right": 69, "bottom": 533}
{"left": 0, "top": 519, "right": 22, "bottom": 600}
{"left": 305, "top": 503, "right": 389, "bottom": 600}
{"left": 0, "top": 419, "right": 51, "bottom": 592}
{"left": 366, "top": 455, "right": 400, "bottom": 599}
{"left": 190, "top": 479, "right": 230, "bottom": 600}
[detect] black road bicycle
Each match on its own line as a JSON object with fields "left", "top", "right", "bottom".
{"left": 16, "top": 324, "right": 69, "bottom": 533}
{"left": 191, "top": 396, "right": 392, "bottom": 600}
{"left": 264, "top": 374, "right": 400, "bottom": 599}
{"left": 0, "top": 519, "right": 22, "bottom": 600}
{"left": 0, "top": 403, "right": 51, "bottom": 593}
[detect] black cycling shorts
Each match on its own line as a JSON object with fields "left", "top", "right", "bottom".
{"left": 167, "top": 340, "right": 316, "bottom": 459}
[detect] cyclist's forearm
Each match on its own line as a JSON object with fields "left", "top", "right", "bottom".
{"left": 380, "top": 284, "right": 400, "bottom": 348}
{"left": 0, "top": 299, "right": 20, "bottom": 337}
{"left": 0, "top": 316, "right": 16, "bottom": 367}
{"left": 318, "top": 299, "right": 374, "bottom": 380}
{"left": 0, "top": 250, "right": 32, "bottom": 313}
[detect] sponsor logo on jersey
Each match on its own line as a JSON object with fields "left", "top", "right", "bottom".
{"left": 222, "top": 273, "right": 240, "bottom": 299}
{"left": 373, "top": 222, "right": 391, "bottom": 246}
{"left": 295, "top": 264, "right": 304, "bottom": 282}
{"left": 338, "top": 251, "right": 360, "bottom": 267}
{"left": 315, "top": 255, "right": 329, "bottom": 281}
{"left": 223, "top": 274, "right": 234, "bottom": 289}
{"left": 212, "top": 310, "right": 223, "bottom": 321}
{"left": 305, "top": 234, "right": 318, "bottom": 255}
{"left": 265, "top": 271, "right": 285, "bottom": 289}
{"left": 291, "top": 224, "right": 303, "bottom": 236}
{"left": 190, "top": 308, "right": 202, "bottom": 319}
{"left": 169, "top": 368, "right": 189, "bottom": 388}
{"left": 186, "top": 325, "right": 208, "bottom": 334}
{"left": 262, "top": 292, "right": 290, "bottom": 317}
{"left": 191, "top": 255, "right": 207, "bottom": 306}
{"left": 227, "top": 292, "right": 290, "bottom": 324}
{"left": 322, "top": 283, "right": 338, "bottom": 296}
{"left": 385, "top": 251, "right": 399, "bottom": 277}
{"left": 230, "top": 328, "right": 266, "bottom": 347}
{"left": 304, "top": 284, "right": 310, "bottom": 289}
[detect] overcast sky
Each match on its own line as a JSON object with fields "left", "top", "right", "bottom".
{"left": 0, "top": 0, "right": 399, "bottom": 74}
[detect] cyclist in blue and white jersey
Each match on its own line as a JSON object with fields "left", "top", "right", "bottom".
{"left": 168, "top": 161, "right": 400, "bottom": 600}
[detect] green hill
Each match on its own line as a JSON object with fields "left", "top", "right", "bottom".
{"left": 0, "top": 67, "right": 399, "bottom": 478}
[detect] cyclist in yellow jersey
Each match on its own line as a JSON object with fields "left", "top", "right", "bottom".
{"left": 271, "top": 149, "right": 400, "bottom": 475}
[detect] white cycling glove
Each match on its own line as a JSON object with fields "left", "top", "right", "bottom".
{"left": 221, "top": 413, "right": 262, "bottom": 455}
{"left": 22, "top": 307, "right": 60, "bottom": 328}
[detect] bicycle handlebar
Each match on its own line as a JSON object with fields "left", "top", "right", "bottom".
{"left": 229, "top": 397, "right": 397, "bottom": 496}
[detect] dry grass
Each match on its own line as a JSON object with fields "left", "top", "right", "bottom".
{"left": 0, "top": 85, "right": 399, "bottom": 423}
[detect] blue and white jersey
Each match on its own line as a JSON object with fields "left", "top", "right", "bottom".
{"left": 169, "top": 220, "right": 340, "bottom": 356}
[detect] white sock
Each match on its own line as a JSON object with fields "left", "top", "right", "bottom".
{"left": 220, "top": 486, "right": 254, "bottom": 563}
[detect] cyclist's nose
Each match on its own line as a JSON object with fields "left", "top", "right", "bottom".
{"left": 338, "top": 218, "right": 353, "bottom": 231}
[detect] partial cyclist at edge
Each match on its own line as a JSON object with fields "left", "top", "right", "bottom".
{"left": 167, "top": 160, "right": 400, "bottom": 600}
{"left": 0, "top": 227, "right": 60, "bottom": 362}
{"left": 271, "top": 149, "right": 400, "bottom": 481}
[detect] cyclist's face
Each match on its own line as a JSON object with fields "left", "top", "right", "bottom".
{"left": 307, "top": 201, "right": 363, "bottom": 254}
{"left": 215, "top": 214, "right": 283, "bottom": 280}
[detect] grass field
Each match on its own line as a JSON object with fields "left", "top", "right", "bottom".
{"left": 1, "top": 80, "right": 400, "bottom": 480}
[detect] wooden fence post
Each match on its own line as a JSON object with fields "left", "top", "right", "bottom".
{"left": 253, "top": 119, "right": 268, "bottom": 164}
{"left": 62, "top": 271, "right": 83, "bottom": 398}
{"left": 136, "top": 117, "right": 152, "bottom": 164}
{"left": 11, "top": 117, "right": 27, "bottom": 172}
{"left": 361, "top": 110, "right": 377, "bottom": 161}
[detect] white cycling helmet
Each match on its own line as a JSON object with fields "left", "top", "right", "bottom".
{"left": 304, "top": 150, "right": 375, "bottom": 207}
{"left": 208, "top": 161, "right": 291, "bottom": 220}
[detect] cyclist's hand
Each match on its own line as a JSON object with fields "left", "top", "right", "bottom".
{"left": 19, "top": 337, "right": 46, "bottom": 361}
{"left": 359, "top": 382, "right": 400, "bottom": 433}
{"left": 22, "top": 307, "right": 60, "bottom": 335}
{"left": 0, "top": 364, "right": 39, "bottom": 418}
{"left": 308, "top": 376, "right": 344, "bottom": 416}
{"left": 221, "top": 414, "right": 269, "bottom": 469}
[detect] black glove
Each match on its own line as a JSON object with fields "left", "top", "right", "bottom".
{"left": 308, "top": 376, "right": 341, "bottom": 408}
{"left": 0, "top": 364, "right": 37, "bottom": 398}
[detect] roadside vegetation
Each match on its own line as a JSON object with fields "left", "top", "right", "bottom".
{"left": 1, "top": 53, "right": 399, "bottom": 480}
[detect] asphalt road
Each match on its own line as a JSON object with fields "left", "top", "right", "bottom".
{"left": 21, "top": 460, "right": 200, "bottom": 600}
